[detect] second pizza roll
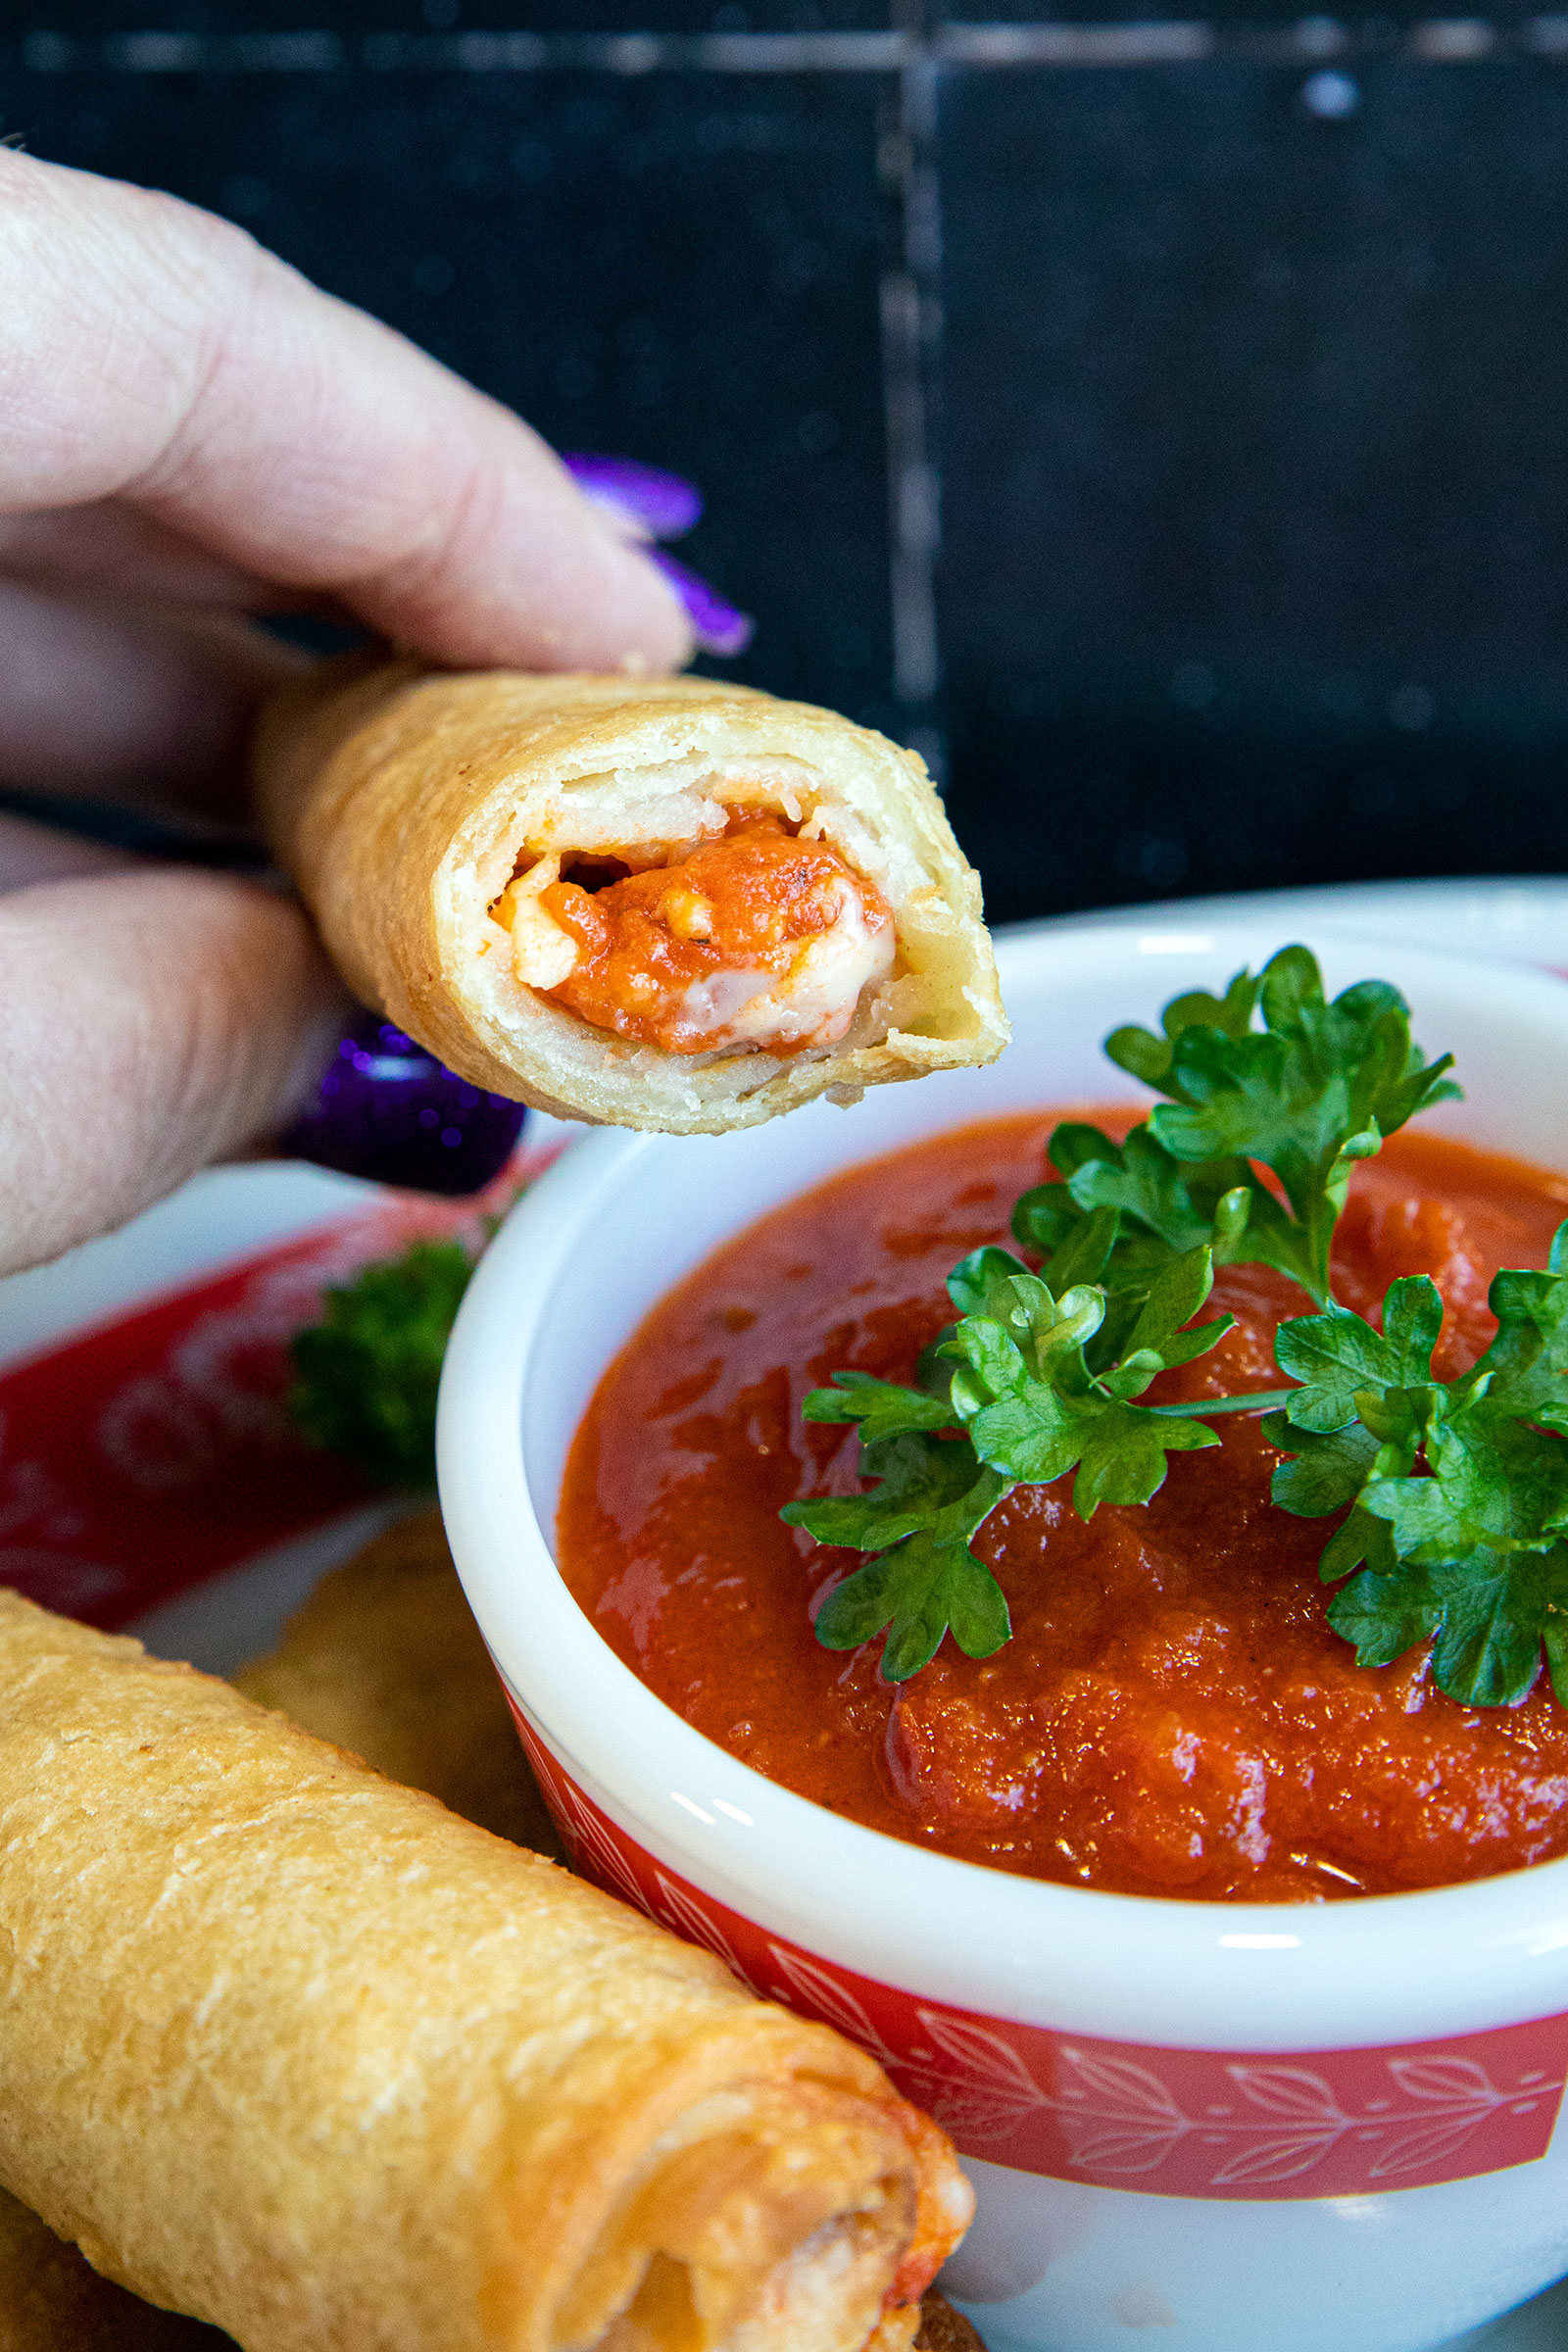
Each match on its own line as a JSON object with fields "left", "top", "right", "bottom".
{"left": 0, "top": 1592, "right": 970, "bottom": 2352}
{"left": 251, "top": 657, "right": 1007, "bottom": 1132}
{"left": 233, "top": 1506, "right": 564, "bottom": 1857}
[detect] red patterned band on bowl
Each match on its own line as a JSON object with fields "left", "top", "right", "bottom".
{"left": 507, "top": 1701, "right": 1568, "bottom": 2204}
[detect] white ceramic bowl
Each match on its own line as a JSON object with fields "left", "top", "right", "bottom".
{"left": 439, "top": 923, "right": 1568, "bottom": 2352}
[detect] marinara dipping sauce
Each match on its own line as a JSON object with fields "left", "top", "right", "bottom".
{"left": 559, "top": 1114, "right": 1568, "bottom": 1902}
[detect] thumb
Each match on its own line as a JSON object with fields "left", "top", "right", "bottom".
{"left": 0, "top": 869, "right": 348, "bottom": 1278}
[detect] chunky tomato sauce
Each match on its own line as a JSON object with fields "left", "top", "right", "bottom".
{"left": 559, "top": 1116, "right": 1568, "bottom": 1900}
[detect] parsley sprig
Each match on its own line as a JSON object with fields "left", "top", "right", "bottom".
{"left": 785, "top": 945, "right": 1568, "bottom": 1709}
{"left": 785, "top": 1242, "right": 1232, "bottom": 1675}
{"left": 288, "top": 1237, "right": 475, "bottom": 1488}
{"left": 1268, "top": 1237, "right": 1568, "bottom": 1704}
{"left": 1015, "top": 946, "right": 1458, "bottom": 1311}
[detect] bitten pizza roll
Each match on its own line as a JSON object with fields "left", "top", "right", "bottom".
{"left": 0, "top": 1593, "right": 970, "bottom": 2352}
{"left": 251, "top": 655, "right": 1007, "bottom": 1133}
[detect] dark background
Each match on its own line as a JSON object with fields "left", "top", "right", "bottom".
{"left": 5, "top": 1, "right": 1567, "bottom": 923}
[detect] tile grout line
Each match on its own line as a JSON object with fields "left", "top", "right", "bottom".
{"left": 11, "top": 23, "right": 1568, "bottom": 74}
{"left": 882, "top": 1, "right": 945, "bottom": 762}
{"left": 9, "top": 9, "right": 1562, "bottom": 795}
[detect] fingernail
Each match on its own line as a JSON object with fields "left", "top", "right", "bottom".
{"left": 563, "top": 453, "right": 703, "bottom": 542}
{"left": 279, "top": 1009, "right": 525, "bottom": 1197}
{"left": 651, "top": 552, "right": 756, "bottom": 659}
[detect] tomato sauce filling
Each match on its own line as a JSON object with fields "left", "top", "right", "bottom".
{"left": 503, "top": 815, "right": 895, "bottom": 1056}
{"left": 559, "top": 1113, "right": 1568, "bottom": 1902}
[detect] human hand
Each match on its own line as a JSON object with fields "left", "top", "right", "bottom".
{"left": 0, "top": 148, "right": 693, "bottom": 1278}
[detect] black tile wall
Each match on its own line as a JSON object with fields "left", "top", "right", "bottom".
{"left": 5, "top": 13, "right": 1568, "bottom": 920}
{"left": 4, "top": 61, "right": 896, "bottom": 718}
{"left": 936, "top": 56, "right": 1568, "bottom": 916}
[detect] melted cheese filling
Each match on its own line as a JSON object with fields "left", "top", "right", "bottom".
{"left": 491, "top": 816, "right": 895, "bottom": 1057}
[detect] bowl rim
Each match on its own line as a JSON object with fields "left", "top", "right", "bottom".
{"left": 439, "top": 919, "right": 1568, "bottom": 2051}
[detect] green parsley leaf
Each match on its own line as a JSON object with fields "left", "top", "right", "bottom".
{"left": 1269, "top": 1266, "right": 1568, "bottom": 1704}
{"left": 1329, "top": 1546, "right": 1568, "bottom": 1708}
{"left": 1275, "top": 1277, "right": 1442, "bottom": 1434}
{"left": 1318, "top": 1498, "right": 1402, "bottom": 1584}
{"left": 799, "top": 1370, "right": 955, "bottom": 1445}
{"left": 1265, "top": 1410, "right": 1384, "bottom": 1516}
{"left": 287, "top": 1238, "right": 474, "bottom": 1488}
{"left": 784, "top": 1437, "right": 1012, "bottom": 1679}
{"left": 1060, "top": 1125, "right": 1250, "bottom": 1265}
{"left": 1036, "top": 1202, "right": 1121, "bottom": 1298}
{"left": 1105, "top": 1247, "right": 1236, "bottom": 1394}
{"left": 1324, "top": 1557, "right": 1443, "bottom": 1670}
{"left": 945, "top": 1245, "right": 1228, "bottom": 1516}
{"left": 1464, "top": 1222, "right": 1568, "bottom": 1418}
{"left": 1104, "top": 963, "right": 1261, "bottom": 1083}
{"left": 781, "top": 1427, "right": 983, "bottom": 1551}
{"left": 943, "top": 1243, "right": 1049, "bottom": 1323}
{"left": 1362, "top": 1405, "right": 1568, "bottom": 1564}
{"left": 1263, "top": 1406, "right": 1402, "bottom": 1581}
{"left": 1108, "top": 946, "right": 1460, "bottom": 1306}
{"left": 1069, "top": 1397, "right": 1222, "bottom": 1515}
{"left": 1011, "top": 1129, "right": 1251, "bottom": 1307}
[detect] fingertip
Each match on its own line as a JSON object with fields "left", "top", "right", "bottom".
{"left": 344, "top": 421, "right": 696, "bottom": 676}
{"left": 489, "top": 482, "right": 700, "bottom": 674}
{"left": 4, "top": 154, "right": 697, "bottom": 679}
{"left": 501, "top": 429, "right": 698, "bottom": 673}
{"left": 1, "top": 152, "right": 697, "bottom": 682}
{"left": 602, "top": 533, "right": 699, "bottom": 674}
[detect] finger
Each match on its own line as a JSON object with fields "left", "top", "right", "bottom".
{"left": 0, "top": 490, "right": 663, "bottom": 616}
{"left": 0, "top": 151, "right": 692, "bottom": 673}
{"left": 0, "top": 502, "right": 271, "bottom": 608}
{"left": 0, "top": 493, "right": 655, "bottom": 619}
{"left": 0, "top": 808, "right": 138, "bottom": 894}
{"left": 0, "top": 869, "right": 348, "bottom": 1278}
{"left": 0, "top": 501, "right": 365, "bottom": 623}
{"left": 0, "top": 578, "right": 304, "bottom": 809}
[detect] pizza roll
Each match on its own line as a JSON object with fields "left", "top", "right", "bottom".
{"left": 251, "top": 656, "right": 1007, "bottom": 1134}
{"left": 0, "top": 1593, "right": 970, "bottom": 2352}
{"left": 234, "top": 1506, "right": 564, "bottom": 1858}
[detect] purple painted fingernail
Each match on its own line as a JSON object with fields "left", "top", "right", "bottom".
{"left": 563, "top": 453, "right": 703, "bottom": 542}
{"left": 561, "top": 453, "right": 752, "bottom": 659}
{"left": 281, "top": 1009, "right": 525, "bottom": 1197}
{"left": 651, "top": 551, "right": 756, "bottom": 659}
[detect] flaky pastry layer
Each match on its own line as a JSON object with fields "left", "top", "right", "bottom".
{"left": 251, "top": 657, "right": 1008, "bottom": 1134}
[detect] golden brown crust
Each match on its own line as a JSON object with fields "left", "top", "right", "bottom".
{"left": 251, "top": 655, "right": 1008, "bottom": 1134}
{"left": 233, "top": 1506, "right": 564, "bottom": 1859}
{"left": 913, "top": 2291, "right": 987, "bottom": 2351}
{"left": 0, "top": 1591, "right": 966, "bottom": 2351}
